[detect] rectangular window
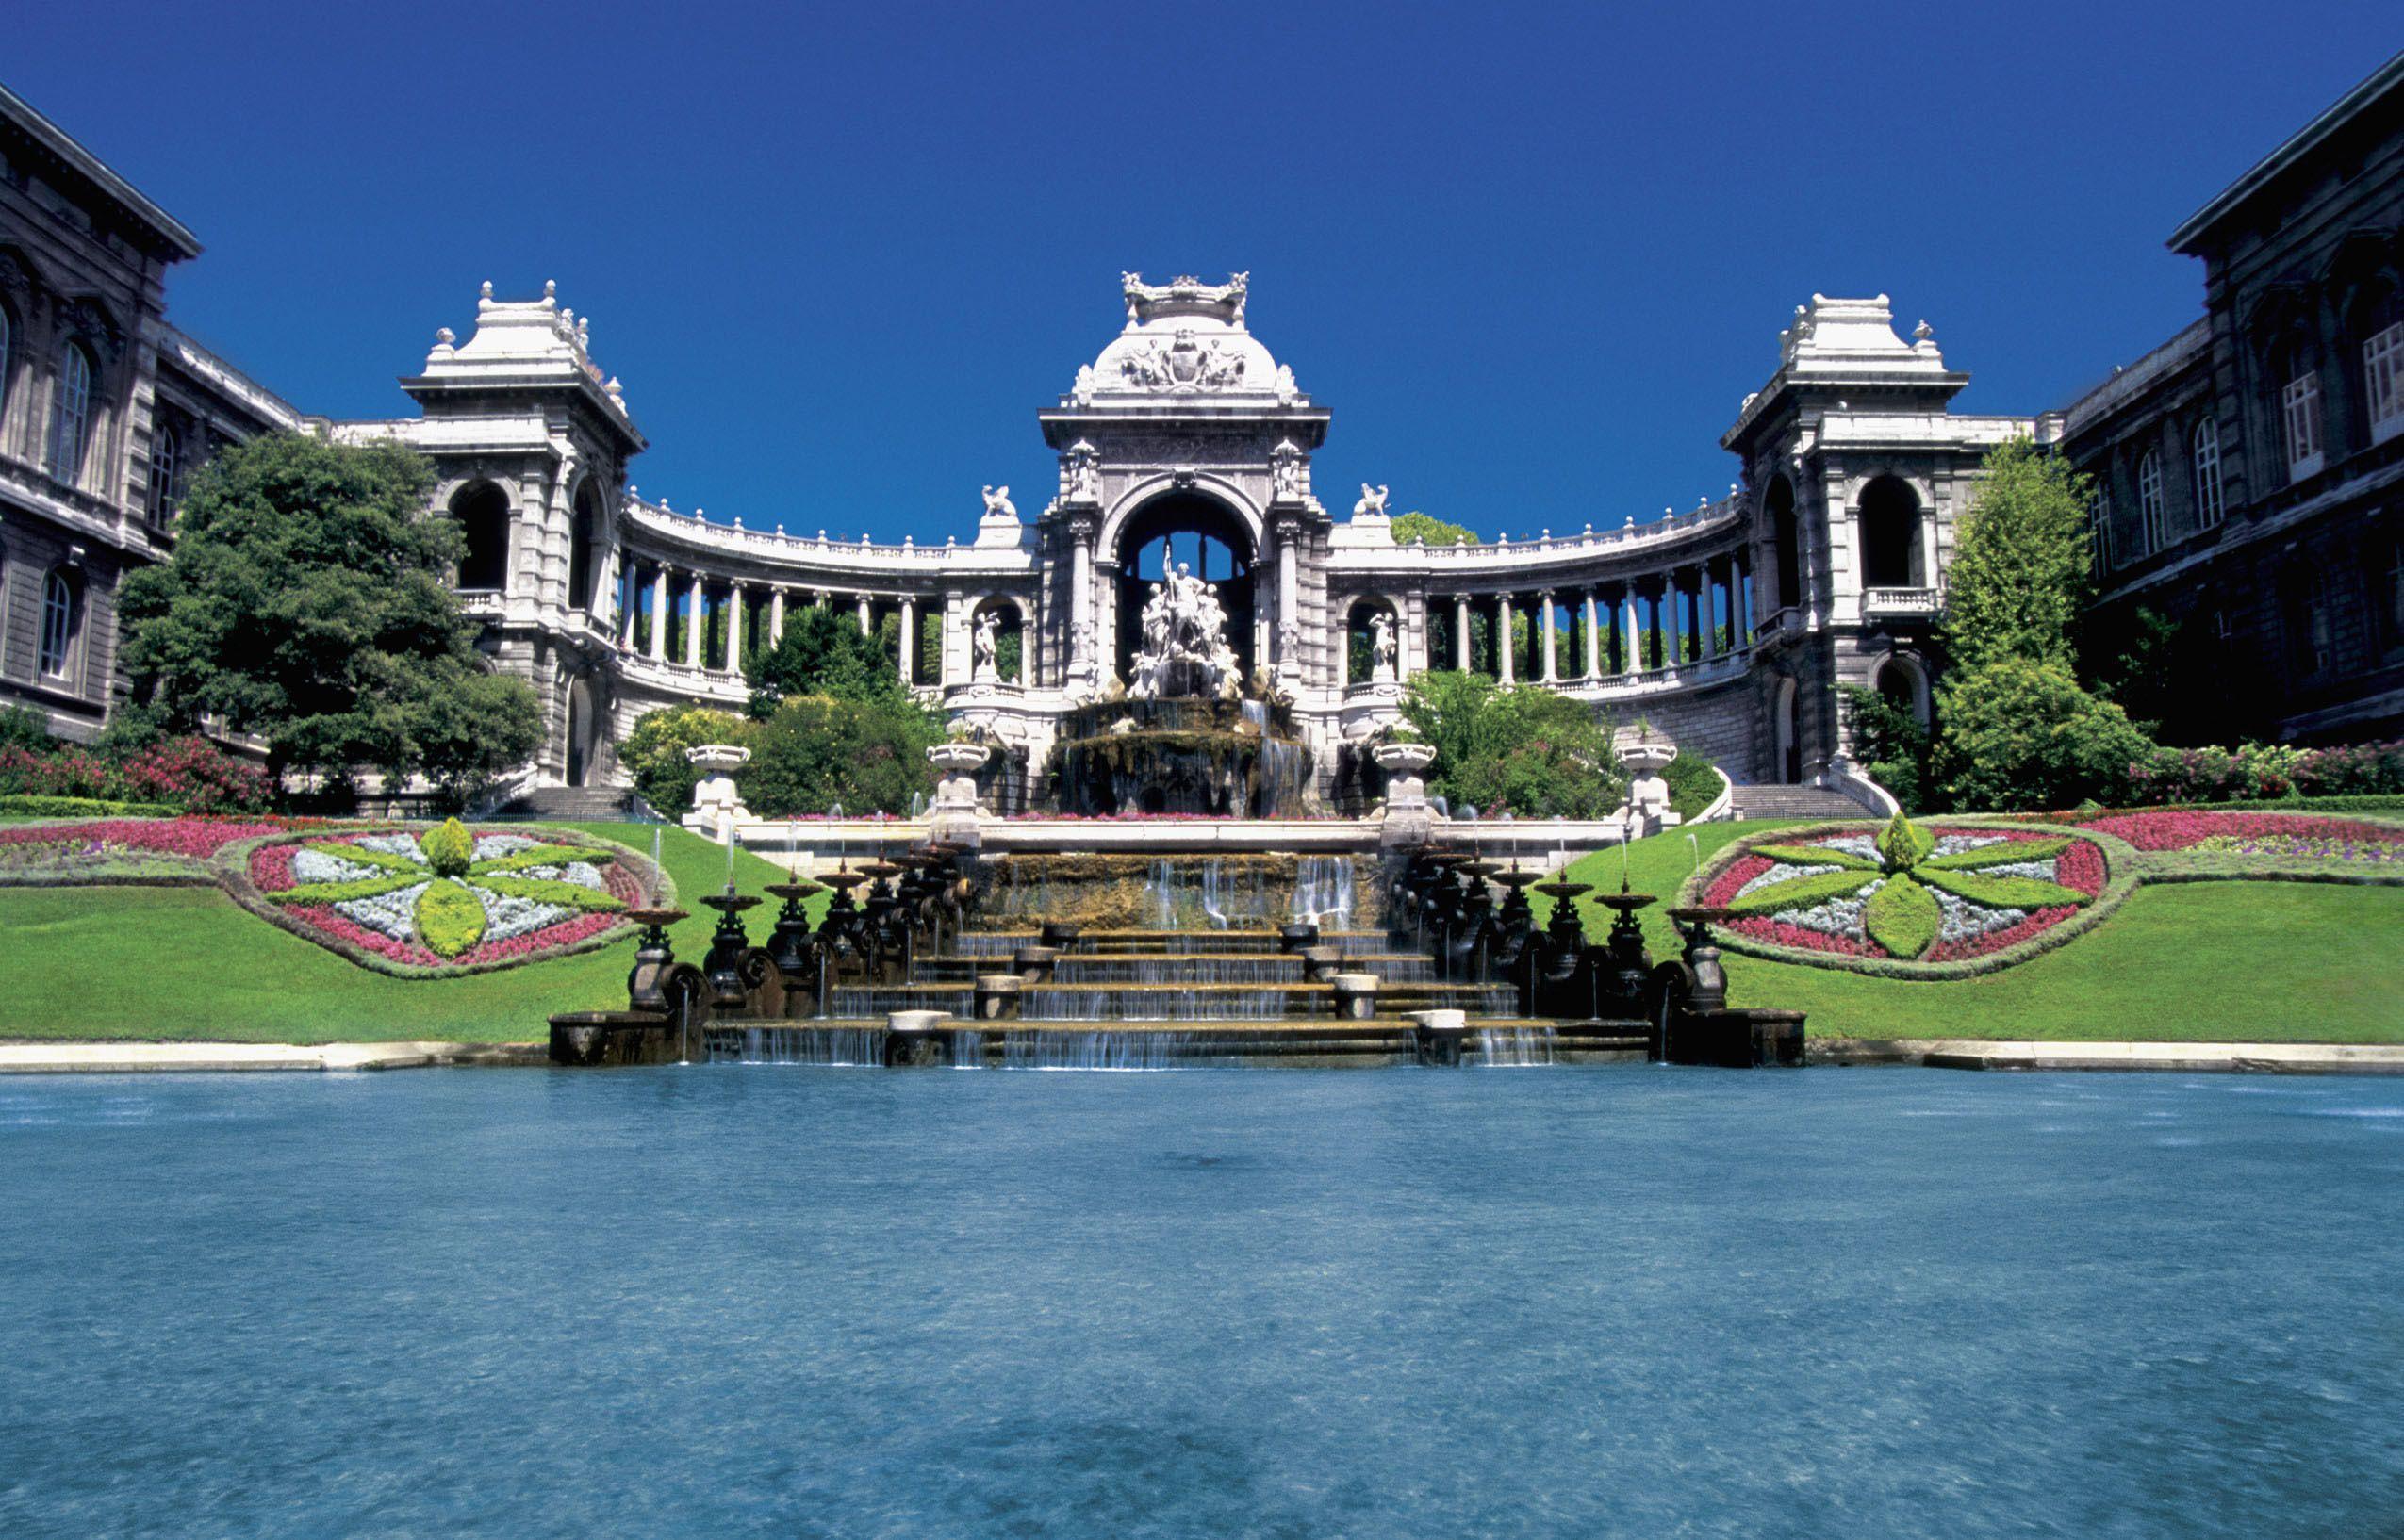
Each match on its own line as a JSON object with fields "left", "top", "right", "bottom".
{"left": 2193, "top": 421, "right": 2225, "bottom": 529}
{"left": 2366, "top": 322, "right": 2404, "bottom": 445}
{"left": 2282, "top": 370, "right": 2324, "bottom": 480}
{"left": 2093, "top": 487, "right": 2114, "bottom": 575}
{"left": 2137, "top": 453, "right": 2165, "bottom": 554}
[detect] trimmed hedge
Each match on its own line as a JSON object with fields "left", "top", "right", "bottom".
{"left": 0, "top": 795, "right": 181, "bottom": 819}
{"left": 1863, "top": 874, "right": 1939, "bottom": 958}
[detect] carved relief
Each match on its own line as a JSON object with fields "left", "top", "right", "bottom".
{"left": 1120, "top": 327, "right": 1247, "bottom": 392}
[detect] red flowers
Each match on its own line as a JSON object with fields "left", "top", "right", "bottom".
{"left": 0, "top": 815, "right": 319, "bottom": 860}
{"left": 2077, "top": 810, "right": 2404, "bottom": 852}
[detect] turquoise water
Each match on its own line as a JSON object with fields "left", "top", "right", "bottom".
{"left": 3, "top": 1068, "right": 2400, "bottom": 1537}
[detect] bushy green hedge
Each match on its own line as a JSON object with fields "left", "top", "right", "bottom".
{"left": 0, "top": 795, "right": 181, "bottom": 819}
{"left": 1662, "top": 752, "right": 1721, "bottom": 821}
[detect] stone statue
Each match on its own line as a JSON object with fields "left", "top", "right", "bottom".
{"left": 1271, "top": 442, "right": 1303, "bottom": 502}
{"left": 1063, "top": 442, "right": 1101, "bottom": 502}
{"left": 1370, "top": 611, "right": 1397, "bottom": 681}
{"left": 1127, "top": 563, "right": 1240, "bottom": 701}
{"left": 980, "top": 485, "right": 1015, "bottom": 521}
{"left": 973, "top": 610, "right": 1000, "bottom": 681}
{"left": 1355, "top": 483, "right": 1390, "bottom": 518}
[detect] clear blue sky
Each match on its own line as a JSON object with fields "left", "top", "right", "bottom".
{"left": 14, "top": 3, "right": 2398, "bottom": 540}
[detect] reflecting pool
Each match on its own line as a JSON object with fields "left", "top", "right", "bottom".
{"left": 4, "top": 1068, "right": 2400, "bottom": 1537}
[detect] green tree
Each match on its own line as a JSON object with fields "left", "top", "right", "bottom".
{"left": 1840, "top": 685, "right": 1936, "bottom": 813}
{"left": 743, "top": 693, "right": 940, "bottom": 817}
{"left": 1390, "top": 511, "right": 1482, "bottom": 547}
{"left": 119, "top": 433, "right": 539, "bottom": 802}
{"left": 746, "top": 604, "right": 903, "bottom": 718}
{"left": 1396, "top": 670, "right": 1623, "bottom": 818}
{"left": 621, "top": 704, "right": 751, "bottom": 814}
{"left": 1944, "top": 437, "right": 2096, "bottom": 672}
{"left": 1934, "top": 657, "right": 2153, "bottom": 812}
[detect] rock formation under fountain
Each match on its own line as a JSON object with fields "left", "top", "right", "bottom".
{"left": 1053, "top": 564, "right": 1313, "bottom": 817}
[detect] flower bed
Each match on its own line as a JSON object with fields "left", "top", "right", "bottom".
{"left": 2075, "top": 810, "right": 2404, "bottom": 859}
{"left": 1702, "top": 817, "right": 2106, "bottom": 964}
{"left": 0, "top": 815, "right": 338, "bottom": 876}
{"left": 244, "top": 820, "right": 642, "bottom": 970}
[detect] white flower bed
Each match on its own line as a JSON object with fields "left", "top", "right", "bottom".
{"left": 336, "top": 881, "right": 431, "bottom": 942}
{"left": 358, "top": 833, "right": 426, "bottom": 862}
{"left": 1819, "top": 834, "right": 1881, "bottom": 860}
{"left": 294, "top": 848, "right": 381, "bottom": 884}
{"left": 1777, "top": 876, "right": 1881, "bottom": 937}
{"left": 474, "top": 887, "right": 573, "bottom": 942}
{"left": 1931, "top": 834, "right": 2007, "bottom": 858}
{"left": 1977, "top": 859, "right": 2060, "bottom": 882}
{"left": 1934, "top": 886, "right": 2026, "bottom": 943}
{"left": 473, "top": 834, "right": 539, "bottom": 861}
{"left": 1736, "top": 860, "right": 1844, "bottom": 902}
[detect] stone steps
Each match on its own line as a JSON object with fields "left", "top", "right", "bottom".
{"left": 499, "top": 786, "right": 639, "bottom": 822}
{"left": 1722, "top": 785, "right": 1867, "bottom": 821}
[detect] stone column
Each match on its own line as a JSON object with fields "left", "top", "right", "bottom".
{"left": 1540, "top": 590, "right": 1558, "bottom": 681}
{"left": 619, "top": 557, "right": 640, "bottom": 647}
{"left": 1071, "top": 517, "right": 1098, "bottom": 685}
{"left": 725, "top": 582, "right": 745, "bottom": 674}
{"left": 899, "top": 595, "right": 917, "bottom": 685}
{"left": 1582, "top": 589, "right": 1601, "bottom": 679}
{"left": 1277, "top": 528, "right": 1300, "bottom": 671}
{"left": 1497, "top": 594, "right": 1516, "bottom": 684}
{"left": 856, "top": 594, "right": 872, "bottom": 634}
{"left": 1335, "top": 605, "right": 1350, "bottom": 689}
{"left": 1622, "top": 587, "right": 1642, "bottom": 675}
{"left": 1737, "top": 551, "right": 1754, "bottom": 644}
{"left": 684, "top": 571, "right": 704, "bottom": 668}
{"left": 649, "top": 565, "right": 668, "bottom": 662}
{"left": 769, "top": 587, "right": 785, "bottom": 647}
{"left": 1708, "top": 559, "right": 1727, "bottom": 657}
{"left": 1454, "top": 594, "right": 1472, "bottom": 670}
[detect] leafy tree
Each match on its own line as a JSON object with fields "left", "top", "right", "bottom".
{"left": 1933, "top": 657, "right": 2153, "bottom": 811}
{"left": 1944, "top": 437, "right": 2095, "bottom": 672}
{"left": 0, "top": 704, "right": 49, "bottom": 752}
{"left": 1395, "top": 670, "right": 1623, "bottom": 818}
{"left": 1841, "top": 684, "right": 1936, "bottom": 813}
{"left": 621, "top": 704, "right": 751, "bottom": 814}
{"left": 1390, "top": 511, "right": 1482, "bottom": 547}
{"left": 743, "top": 692, "right": 940, "bottom": 817}
{"left": 746, "top": 604, "right": 903, "bottom": 718}
{"left": 119, "top": 433, "right": 538, "bottom": 802}
{"left": 2083, "top": 604, "right": 2264, "bottom": 747}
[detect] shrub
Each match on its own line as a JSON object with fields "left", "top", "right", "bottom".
{"left": 1863, "top": 874, "right": 1939, "bottom": 958}
{"left": 1661, "top": 752, "right": 1721, "bottom": 821}
{"left": 420, "top": 816, "right": 474, "bottom": 876}
{"left": 1397, "top": 670, "right": 1623, "bottom": 818}
{"left": 744, "top": 692, "right": 942, "bottom": 817}
{"left": 1934, "top": 658, "right": 2154, "bottom": 811}
{"left": 414, "top": 878, "right": 486, "bottom": 958}
{"left": 0, "top": 705, "right": 49, "bottom": 752}
{"left": 2292, "top": 740, "right": 2404, "bottom": 797}
{"left": 0, "top": 733, "right": 269, "bottom": 814}
{"left": 622, "top": 705, "right": 752, "bottom": 814}
{"left": 1841, "top": 685, "right": 1936, "bottom": 812}
{"left": 0, "top": 795, "right": 181, "bottom": 819}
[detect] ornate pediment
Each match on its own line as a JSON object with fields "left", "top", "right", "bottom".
{"left": 1119, "top": 327, "right": 1247, "bottom": 392}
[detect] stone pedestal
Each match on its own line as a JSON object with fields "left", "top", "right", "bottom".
{"left": 682, "top": 744, "right": 753, "bottom": 843}
{"left": 926, "top": 740, "right": 993, "bottom": 849}
{"left": 1616, "top": 736, "right": 1680, "bottom": 836}
{"left": 1373, "top": 741, "right": 1441, "bottom": 850}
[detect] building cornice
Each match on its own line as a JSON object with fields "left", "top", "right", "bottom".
{"left": 2168, "top": 49, "right": 2404, "bottom": 254}
{"left": 0, "top": 82, "right": 201, "bottom": 261}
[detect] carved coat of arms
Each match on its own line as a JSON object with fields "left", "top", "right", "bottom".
{"left": 1121, "top": 326, "right": 1246, "bottom": 392}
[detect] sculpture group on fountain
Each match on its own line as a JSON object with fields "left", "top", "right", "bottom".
{"left": 1128, "top": 562, "right": 1243, "bottom": 702}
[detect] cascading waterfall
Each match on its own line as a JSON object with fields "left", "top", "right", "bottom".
{"left": 1001, "top": 1030, "right": 1202, "bottom": 1071}
{"left": 1024, "top": 987, "right": 1297, "bottom": 1021}
{"left": 717, "top": 1025, "right": 888, "bottom": 1066}
{"left": 1476, "top": 1025, "right": 1558, "bottom": 1067}
{"left": 947, "top": 1029, "right": 986, "bottom": 1068}
{"left": 1054, "top": 957, "right": 1306, "bottom": 985}
{"left": 1289, "top": 855, "right": 1355, "bottom": 928}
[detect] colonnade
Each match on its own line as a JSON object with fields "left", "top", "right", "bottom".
{"left": 1419, "top": 551, "right": 1752, "bottom": 687}
{"left": 613, "top": 554, "right": 928, "bottom": 684}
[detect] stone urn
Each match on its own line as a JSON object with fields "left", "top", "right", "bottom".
{"left": 682, "top": 744, "right": 752, "bottom": 843}
{"left": 1373, "top": 741, "right": 1441, "bottom": 850}
{"left": 1615, "top": 734, "right": 1679, "bottom": 831}
{"left": 926, "top": 739, "right": 993, "bottom": 847}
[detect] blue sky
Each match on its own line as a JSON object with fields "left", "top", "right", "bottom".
{"left": 14, "top": 3, "right": 2398, "bottom": 540}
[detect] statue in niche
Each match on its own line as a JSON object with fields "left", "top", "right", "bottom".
{"left": 1270, "top": 443, "right": 1303, "bottom": 503}
{"left": 1369, "top": 611, "right": 1397, "bottom": 682}
{"left": 1355, "top": 483, "right": 1390, "bottom": 519}
{"left": 1128, "top": 562, "right": 1241, "bottom": 701}
{"left": 1063, "top": 444, "right": 1101, "bottom": 502}
{"left": 973, "top": 610, "right": 1001, "bottom": 681}
{"left": 980, "top": 485, "right": 1015, "bottom": 521}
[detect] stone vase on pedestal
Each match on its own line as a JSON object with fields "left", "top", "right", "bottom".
{"left": 682, "top": 745, "right": 753, "bottom": 844}
{"left": 927, "top": 740, "right": 993, "bottom": 848}
{"left": 1616, "top": 736, "right": 1680, "bottom": 834}
{"left": 1373, "top": 741, "right": 1441, "bottom": 850}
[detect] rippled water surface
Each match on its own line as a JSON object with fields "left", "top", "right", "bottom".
{"left": 4, "top": 1068, "right": 2401, "bottom": 1538}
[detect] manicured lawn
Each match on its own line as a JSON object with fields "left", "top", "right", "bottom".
{"left": 0, "top": 822, "right": 816, "bottom": 1044}
{"left": 1536, "top": 820, "right": 2404, "bottom": 1041}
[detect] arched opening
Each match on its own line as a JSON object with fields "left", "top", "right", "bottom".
{"left": 564, "top": 676, "right": 598, "bottom": 788}
{"left": 1345, "top": 597, "right": 1399, "bottom": 686}
{"left": 1773, "top": 675, "right": 1801, "bottom": 784}
{"left": 568, "top": 480, "right": 605, "bottom": 614}
{"left": 1766, "top": 475, "right": 1801, "bottom": 613}
{"left": 1858, "top": 476, "right": 1922, "bottom": 591}
{"left": 970, "top": 597, "right": 1025, "bottom": 684}
{"left": 38, "top": 567, "right": 80, "bottom": 680}
{"left": 452, "top": 482, "right": 511, "bottom": 592}
{"left": 1873, "top": 653, "right": 1932, "bottom": 729}
{"left": 1111, "top": 491, "right": 1256, "bottom": 687}
{"left": 49, "top": 341, "right": 93, "bottom": 485}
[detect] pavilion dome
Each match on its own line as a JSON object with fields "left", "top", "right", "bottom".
{"left": 1066, "top": 273, "right": 1302, "bottom": 406}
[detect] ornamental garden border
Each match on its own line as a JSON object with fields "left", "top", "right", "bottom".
{"left": 1683, "top": 810, "right": 2404, "bottom": 981}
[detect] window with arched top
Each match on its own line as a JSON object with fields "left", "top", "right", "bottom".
{"left": 1857, "top": 476, "right": 1921, "bottom": 590}
{"left": 49, "top": 343, "right": 93, "bottom": 485}
{"left": 150, "top": 424, "right": 182, "bottom": 525}
{"left": 39, "top": 568, "right": 77, "bottom": 679}
{"left": 2272, "top": 335, "right": 2323, "bottom": 481}
{"left": 2093, "top": 484, "right": 2115, "bottom": 575}
{"left": 451, "top": 482, "right": 512, "bottom": 592}
{"left": 2192, "top": 419, "right": 2224, "bottom": 530}
{"left": 2136, "top": 450, "right": 2165, "bottom": 555}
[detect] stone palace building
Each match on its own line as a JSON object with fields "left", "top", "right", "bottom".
{"left": 3, "top": 51, "right": 2397, "bottom": 806}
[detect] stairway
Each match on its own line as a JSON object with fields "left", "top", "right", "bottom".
{"left": 497, "top": 785, "right": 640, "bottom": 822}
{"left": 1723, "top": 784, "right": 1870, "bottom": 821}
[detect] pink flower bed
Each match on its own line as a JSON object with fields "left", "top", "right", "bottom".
{"left": 2077, "top": 810, "right": 2404, "bottom": 853}
{"left": 0, "top": 815, "right": 330, "bottom": 860}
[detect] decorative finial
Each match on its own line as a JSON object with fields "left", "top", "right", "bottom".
{"left": 1914, "top": 319, "right": 1933, "bottom": 343}
{"left": 480, "top": 280, "right": 493, "bottom": 300}
{"left": 543, "top": 279, "right": 557, "bottom": 300}
{"left": 436, "top": 327, "right": 455, "bottom": 345}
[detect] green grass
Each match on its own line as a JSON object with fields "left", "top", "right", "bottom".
{"left": 0, "top": 823, "right": 818, "bottom": 1044}
{"left": 1535, "top": 820, "right": 2404, "bottom": 1042}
